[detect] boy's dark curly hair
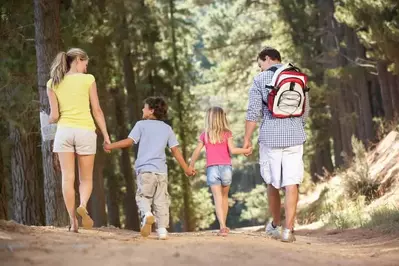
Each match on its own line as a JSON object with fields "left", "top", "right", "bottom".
{"left": 144, "top": 97, "right": 168, "bottom": 120}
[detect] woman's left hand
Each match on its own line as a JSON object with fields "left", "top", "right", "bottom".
{"left": 103, "top": 136, "right": 111, "bottom": 153}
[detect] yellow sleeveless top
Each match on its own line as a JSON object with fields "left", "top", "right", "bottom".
{"left": 47, "top": 74, "right": 96, "bottom": 130}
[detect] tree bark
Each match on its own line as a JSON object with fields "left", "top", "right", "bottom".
{"left": 388, "top": 72, "right": 399, "bottom": 119}
{"left": 329, "top": 92, "right": 345, "bottom": 167}
{"left": 0, "top": 147, "right": 8, "bottom": 220}
{"left": 9, "top": 126, "right": 44, "bottom": 225}
{"left": 105, "top": 161, "right": 121, "bottom": 228}
{"left": 88, "top": 132, "right": 107, "bottom": 227}
{"left": 169, "top": 0, "right": 196, "bottom": 232}
{"left": 376, "top": 61, "right": 394, "bottom": 121}
{"left": 33, "top": 0, "right": 68, "bottom": 226}
{"left": 110, "top": 87, "right": 140, "bottom": 231}
{"left": 344, "top": 26, "right": 374, "bottom": 144}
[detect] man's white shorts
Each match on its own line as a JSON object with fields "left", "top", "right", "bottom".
{"left": 259, "top": 144, "right": 304, "bottom": 189}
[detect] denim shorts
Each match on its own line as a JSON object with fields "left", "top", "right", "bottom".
{"left": 206, "top": 165, "right": 232, "bottom": 186}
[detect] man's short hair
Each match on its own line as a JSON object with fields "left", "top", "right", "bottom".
{"left": 258, "top": 47, "right": 281, "bottom": 62}
{"left": 143, "top": 96, "right": 168, "bottom": 120}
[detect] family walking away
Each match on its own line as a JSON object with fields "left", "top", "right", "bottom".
{"left": 47, "top": 46, "right": 309, "bottom": 243}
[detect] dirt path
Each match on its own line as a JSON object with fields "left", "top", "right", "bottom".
{"left": 1, "top": 221, "right": 398, "bottom": 266}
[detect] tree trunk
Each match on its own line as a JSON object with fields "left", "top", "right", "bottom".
{"left": 9, "top": 126, "right": 44, "bottom": 225}
{"left": 329, "top": 92, "right": 345, "bottom": 167}
{"left": 376, "top": 61, "right": 394, "bottom": 121}
{"left": 123, "top": 54, "right": 141, "bottom": 125}
{"left": 110, "top": 87, "right": 140, "bottom": 231}
{"left": 310, "top": 141, "right": 334, "bottom": 182}
{"left": 344, "top": 26, "right": 374, "bottom": 144}
{"left": 368, "top": 75, "right": 384, "bottom": 119}
{"left": 33, "top": 0, "right": 68, "bottom": 226}
{"left": 169, "top": 0, "right": 195, "bottom": 232}
{"left": 105, "top": 161, "right": 121, "bottom": 228}
{"left": 388, "top": 73, "right": 399, "bottom": 119}
{"left": 88, "top": 132, "right": 107, "bottom": 227}
{"left": 0, "top": 147, "right": 8, "bottom": 220}
{"left": 318, "top": 0, "right": 346, "bottom": 166}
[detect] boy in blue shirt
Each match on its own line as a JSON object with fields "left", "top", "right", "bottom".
{"left": 104, "top": 97, "right": 194, "bottom": 239}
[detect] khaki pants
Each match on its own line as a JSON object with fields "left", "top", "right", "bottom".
{"left": 136, "top": 172, "right": 169, "bottom": 228}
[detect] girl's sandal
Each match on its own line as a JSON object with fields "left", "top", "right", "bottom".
{"left": 217, "top": 228, "right": 228, "bottom": 237}
{"left": 76, "top": 206, "right": 94, "bottom": 229}
{"left": 68, "top": 225, "right": 79, "bottom": 233}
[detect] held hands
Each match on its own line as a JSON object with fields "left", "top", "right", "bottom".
{"left": 103, "top": 135, "right": 111, "bottom": 153}
{"left": 243, "top": 138, "right": 253, "bottom": 157}
{"left": 245, "top": 146, "right": 253, "bottom": 155}
{"left": 185, "top": 166, "right": 196, "bottom": 177}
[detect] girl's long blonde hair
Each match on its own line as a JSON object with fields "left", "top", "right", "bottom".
{"left": 204, "top": 106, "right": 231, "bottom": 144}
{"left": 50, "top": 48, "right": 89, "bottom": 88}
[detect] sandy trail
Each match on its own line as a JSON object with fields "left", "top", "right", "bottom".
{"left": 1, "top": 221, "right": 398, "bottom": 266}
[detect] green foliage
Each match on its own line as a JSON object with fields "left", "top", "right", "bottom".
{"left": 0, "top": 0, "right": 39, "bottom": 133}
{"left": 322, "top": 195, "right": 367, "bottom": 229}
{"left": 297, "top": 187, "right": 329, "bottom": 225}
{"left": 335, "top": 0, "right": 399, "bottom": 73}
{"left": 364, "top": 205, "right": 399, "bottom": 233}
{"left": 343, "top": 136, "right": 380, "bottom": 202}
{"left": 373, "top": 117, "right": 399, "bottom": 141}
{"left": 192, "top": 187, "right": 215, "bottom": 230}
{"left": 233, "top": 184, "right": 268, "bottom": 224}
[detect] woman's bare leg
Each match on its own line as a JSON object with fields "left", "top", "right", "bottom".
{"left": 77, "top": 154, "right": 95, "bottom": 208}
{"left": 58, "top": 152, "right": 78, "bottom": 231}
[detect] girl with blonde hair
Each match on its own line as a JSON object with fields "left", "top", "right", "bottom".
{"left": 47, "top": 48, "right": 110, "bottom": 232}
{"left": 189, "top": 107, "right": 252, "bottom": 236}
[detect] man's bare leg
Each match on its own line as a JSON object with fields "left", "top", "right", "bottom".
{"left": 267, "top": 185, "right": 281, "bottom": 226}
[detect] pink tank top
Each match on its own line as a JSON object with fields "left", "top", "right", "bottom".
{"left": 200, "top": 131, "right": 232, "bottom": 167}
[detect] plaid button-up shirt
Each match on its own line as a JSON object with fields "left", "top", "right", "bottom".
{"left": 246, "top": 64, "right": 309, "bottom": 148}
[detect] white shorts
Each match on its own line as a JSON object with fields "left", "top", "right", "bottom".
{"left": 259, "top": 144, "right": 304, "bottom": 189}
{"left": 53, "top": 127, "right": 97, "bottom": 155}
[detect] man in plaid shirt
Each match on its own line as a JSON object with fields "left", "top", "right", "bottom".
{"left": 244, "top": 47, "right": 309, "bottom": 243}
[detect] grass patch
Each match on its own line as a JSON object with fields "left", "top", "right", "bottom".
{"left": 322, "top": 195, "right": 367, "bottom": 229}
{"left": 343, "top": 136, "right": 380, "bottom": 202}
{"left": 363, "top": 206, "right": 399, "bottom": 233}
{"left": 297, "top": 187, "right": 329, "bottom": 224}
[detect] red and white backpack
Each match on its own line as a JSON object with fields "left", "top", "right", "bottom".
{"left": 264, "top": 63, "right": 310, "bottom": 118}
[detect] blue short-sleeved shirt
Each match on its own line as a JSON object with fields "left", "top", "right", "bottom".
{"left": 128, "top": 120, "right": 179, "bottom": 174}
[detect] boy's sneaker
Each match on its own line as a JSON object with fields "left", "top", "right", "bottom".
{"left": 140, "top": 212, "right": 155, "bottom": 237}
{"left": 157, "top": 228, "right": 168, "bottom": 240}
{"left": 281, "top": 228, "right": 296, "bottom": 243}
{"left": 265, "top": 221, "right": 282, "bottom": 239}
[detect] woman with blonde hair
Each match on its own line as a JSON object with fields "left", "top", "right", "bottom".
{"left": 47, "top": 48, "right": 110, "bottom": 232}
{"left": 189, "top": 107, "right": 252, "bottom": 236}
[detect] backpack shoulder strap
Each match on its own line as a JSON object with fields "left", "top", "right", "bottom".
{"left": 267, "top": 66, "right": 278, "bottom": 73}
{"left": 265, "top": 66, "right": 279, "bottom": 89}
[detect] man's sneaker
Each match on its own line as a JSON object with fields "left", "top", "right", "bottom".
{"left": 157, "top": 228, "right": 168, "bottom": 240}
{"left": 140, "top": 212, "right": 155, "bottom": 237}
{"left": 265, "top": 221, "right": 282, "bottom": 239}
{"left": 281, "top": 228, "right": 296, "bottom": 243}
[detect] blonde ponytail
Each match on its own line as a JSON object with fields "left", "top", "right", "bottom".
{"left": 50, "top": 52, "right": 68, "bottom": 88}
{"left": 49, "top": 48, "right": 89, "bottom": 89}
